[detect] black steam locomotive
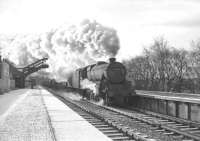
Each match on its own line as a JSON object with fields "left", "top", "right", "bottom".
{"left": 68, "top": 58, "right": 135, "bottom": 105}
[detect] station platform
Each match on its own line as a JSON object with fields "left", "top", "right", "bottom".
{"left": 0, "top": 88, "right": 111, "bottom": 141}
{"left": 136, "top": 90, "right": 200, "bottom": 104}
{"left": 135, "top": 90, "right": 200, "bottom": 122}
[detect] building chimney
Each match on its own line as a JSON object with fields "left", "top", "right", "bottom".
{"left": 109, "top": 58, "right": 116, "bottom": 63}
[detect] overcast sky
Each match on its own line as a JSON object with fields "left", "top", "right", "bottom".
{"left": 0, "top": 0, "right": 200, "bottom": 59}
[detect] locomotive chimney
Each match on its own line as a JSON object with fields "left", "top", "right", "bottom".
{"left": 109, "top": 58, "right": 116, "bottom": 63}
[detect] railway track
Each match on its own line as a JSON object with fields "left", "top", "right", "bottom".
{"left": 48, "top": 89, "right": 200, "bottom": 141}
{"left": 61, "top": 99, "right": 135, "bottom": 141}
{"left": 47, "top": 90, "right": 157, "bottom": 141}
{"left": 101, "top": 106, "right": 200, "bottom": 141}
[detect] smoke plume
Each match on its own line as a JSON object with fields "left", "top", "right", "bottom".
{"left": 0, "top": 19, "right": 120, "bottom": 81}
{"left": 80, "top": 79, "right": 96, "bottom": 94}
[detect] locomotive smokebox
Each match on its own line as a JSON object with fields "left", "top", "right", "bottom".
{"left": 109, "top": 58, "right": 116, "bottom": 63}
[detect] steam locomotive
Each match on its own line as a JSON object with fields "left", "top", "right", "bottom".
{"left": 68, "top": 58, "right": 135, "bottom": 105}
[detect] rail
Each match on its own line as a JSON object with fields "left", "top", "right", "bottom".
{"left": 48, "top": 88, "right": 200, "bottom": 141}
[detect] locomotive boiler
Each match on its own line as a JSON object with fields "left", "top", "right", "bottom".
{"left": 69, "top": 58, "right": 135, "bottom": 105}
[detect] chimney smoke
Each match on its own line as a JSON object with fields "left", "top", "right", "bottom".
{"left": 109, "top": 58, "right": 116, "bottom": 63}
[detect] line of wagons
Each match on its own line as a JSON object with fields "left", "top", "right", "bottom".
{"left": 45, "top": 58, "right": 136, "bottom": 106}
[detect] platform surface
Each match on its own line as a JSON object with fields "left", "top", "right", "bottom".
{"left": 0, "top": 88, "right": 112, "bottom": 141}
{"left": 0, "top": 88, "right": 54, "bottom": 141}
{"left": 0, "top": 89, "right": 29, "bottom": 117}
{"left": 136, "top": 90, "right": 200, "bottom": 104}
{"left": 41, "top": 88, "right": 112, "bottom": 141}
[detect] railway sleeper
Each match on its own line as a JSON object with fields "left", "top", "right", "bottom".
{"left": 182, "top": 139, "right": 195, "bottom": 141}
{"left": 102, "top": 130, "right": 122, "bottom": 134}
{"left": 105, "top": 133, "right": 124, "bottom": 137}
{"left": 89, "top": 120, "right": 104, "bottom": 123}
{"left": 111, "top": 136, "right": 131, "bottom": 140}
{"left": 162, "top": 121, "right": 176, "bottom": 124}
{"left": 157, "top": 119, "right": 169, "bottom": 122}
{"left": 128, "top": 131, "right": 154, "bottom": 141}
{"left": 175, "top": 125, "right": 190, "bottom": 128}
{"left": 154, "top": 129, "right": 165, "bottom": 132}
{"left": 79, "top": 114, "right": 90, "bottom": 116}
{"left": 132, "top": 120, "right": 143, "bottom": 123}
{"left": 87, "top": 119, "right": 102, "bottom": 122}
{"left": 172, "top": 134, "right": 184, "bottom": 139}
{"left": 82, "top": 116, "right": 96, "bottom": 118}
{"left": 180, "top": 127, "right": 199, "bottom": 131}
{"left": 150, "top": 126, "right": 159, "bottom": 130}
{"left": 163, "top": 132, "right": 174, "bottom": 135}
{"left": 141, "top": 116, "right": 153, "bottom": 119}
{"left": 189, "top": 130, "right": 200, "bottom": 134}
{"left": 173, "top": 123, "right": 184, "bottom": 126}
{"left": 95, "top": 124, "right": 110, "bottom": 128}
{"left": 98, "top": 127, "right": 115, "bottom": 130}
{"left": 137, "top": 122, "right": 148, "bottom": 126}
{"left": 162, "top": 125, "right": 200, "bottom": 141}
{"left": 90, "top": 122, "right": 106, "bottom": 125}
{"left": 85, "top": 117, "right": 100, "bottom": 120}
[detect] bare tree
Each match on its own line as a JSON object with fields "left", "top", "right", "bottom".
{"left": 190, "top": 40, "right": 200, "bottom": 66}
{"left": 170, "top": 48, "right": 189, "bottom": 92}
{"left": 145, "top": 37, "right": 172, "bottom": 91}
{"left": 124, "top": 37, "right": 195, "bottom": 93}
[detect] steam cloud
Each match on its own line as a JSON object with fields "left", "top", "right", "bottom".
{"left": 81, "top": 79, "right": 96, "bottom": 94}
{"left": 0, "top": 19, "right": 120, "bottom": 81}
